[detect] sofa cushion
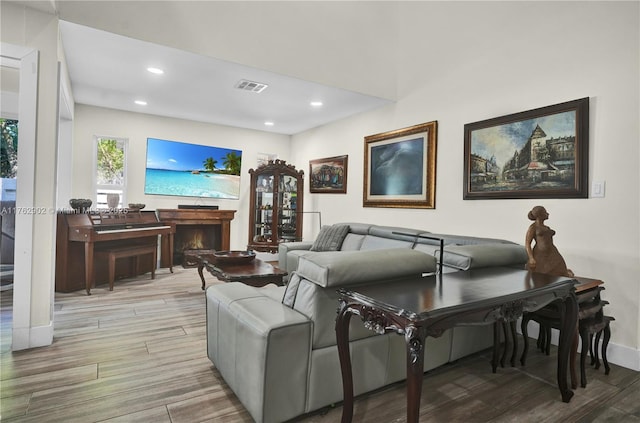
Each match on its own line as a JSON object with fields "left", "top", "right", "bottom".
{"left": 340, "top": 233, "right": 366, "bottom": 250}
{"left": 310, "top": 224, "right": 350, "bottom": 251}
{"left": 296, "top": 248, "right": 436, "bottom": 288}
{"left": 360, "top": 235, "right": 414, "bottom": 250}
{"left": 437, "top": 243, "right": 527, "bottom": 270}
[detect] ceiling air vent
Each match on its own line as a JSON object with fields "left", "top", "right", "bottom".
{"left": 235, "top": 79, "right": 268, "bottom": 93}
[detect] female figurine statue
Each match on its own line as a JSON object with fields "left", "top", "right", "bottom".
{"left": 525, "top": 205, "right": 574, "bottom": 277}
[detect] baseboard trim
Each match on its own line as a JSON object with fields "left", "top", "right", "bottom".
{"left": 11, "top": 321, "right": 53, "bottom": 351}
{"left": 524, "top": 321, "right": 640, "bottom": 372}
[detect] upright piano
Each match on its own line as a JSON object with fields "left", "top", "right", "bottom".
{"left": 55, "top": 210, "right": 175, "bottom": 294}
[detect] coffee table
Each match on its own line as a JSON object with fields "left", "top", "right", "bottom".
{"left": 196, "top": 252, "right": 287, "bottom": 289}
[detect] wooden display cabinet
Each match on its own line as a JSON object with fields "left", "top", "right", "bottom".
{"left": 248, "top": 160, "right": 304, "bottom": 253}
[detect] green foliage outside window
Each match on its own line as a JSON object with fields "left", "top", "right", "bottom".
{"left": 97, "top": 138, "right": 124, "bottom": 185}
{"left": 1, "top": 118, "right": 19, "bottom": 178}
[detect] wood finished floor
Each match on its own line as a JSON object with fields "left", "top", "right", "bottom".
{"left": 1, "top": 267, "right": 639, "bottom": 422}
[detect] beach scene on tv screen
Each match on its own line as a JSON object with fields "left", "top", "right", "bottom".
{"left": 145, "top": 138, "right": 242, "bottom": 199}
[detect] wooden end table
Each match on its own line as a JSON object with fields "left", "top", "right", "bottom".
{"left": 194, "top": 252, "right": 287, "bottom": 289}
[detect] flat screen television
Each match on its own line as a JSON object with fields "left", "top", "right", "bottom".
{"left": 144, "top": 137, "right": 242, "bottom": 200}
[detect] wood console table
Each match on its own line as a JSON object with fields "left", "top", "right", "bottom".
{"left": 335, "top": 267, "right": 578, "bottom": 423}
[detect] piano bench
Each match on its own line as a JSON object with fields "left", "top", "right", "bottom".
{"left": 96, "top": 245, "right": 158, "bottom": 291}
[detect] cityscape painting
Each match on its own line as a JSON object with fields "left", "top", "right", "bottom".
{"left": 463, "top": 98, "right": 589, "bottom": 199}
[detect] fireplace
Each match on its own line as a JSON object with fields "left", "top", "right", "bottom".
{"left": 156, "top": 209, "right": 236, "bottom": 268}
{"left": 174, "top": 224, "right": 222, "bottom": 265}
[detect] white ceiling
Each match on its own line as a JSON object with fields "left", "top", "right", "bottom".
{"left": 59, "top": 20, "right": 392, "bottom": 135}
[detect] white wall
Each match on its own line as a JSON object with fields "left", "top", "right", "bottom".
{"left": 72, "top": 104, "right": 291, "bottom": 249}
{"left": 291, "top": 2, "right": 640, "bottom": 368}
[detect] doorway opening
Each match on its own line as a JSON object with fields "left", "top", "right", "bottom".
{"left": 0, "top": 68, "right": 19, "bottom": 353}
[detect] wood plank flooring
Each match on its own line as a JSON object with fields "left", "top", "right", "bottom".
{"left": 1, "top": 267, "right": 639, "bottom": 422}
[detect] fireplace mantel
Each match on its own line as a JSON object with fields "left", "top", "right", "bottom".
{"left": 157, "top": 209, "right": 236, "bottom": 268}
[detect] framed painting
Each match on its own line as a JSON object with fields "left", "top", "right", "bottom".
{"left": 463, "top": 97, "right": 589, "bottom": 199}
{"left": 309, "top": 155, "right": 348, "bottom": 193}
{"left": 363, "top": 121, "right": 437, "bottom": 208}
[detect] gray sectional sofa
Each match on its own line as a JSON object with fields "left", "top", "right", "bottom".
{"left": 279, "top": 222, "right": 528, "bottom": 279}
{"left": 206, "top": 223, "right": 528, "bottom": 423}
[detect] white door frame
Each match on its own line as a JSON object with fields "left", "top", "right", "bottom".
{"left": 1, "top": 42, "right": 39, "bottom": 350}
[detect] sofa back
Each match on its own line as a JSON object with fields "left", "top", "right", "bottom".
{"left": 282, "top": 249, "right": 437, "bottom": 348}
{"left": 279, "top": 222, "right": 527, "bottom": 280}
{"left": 339, "top": 223, "right": 427, "bottom": 251}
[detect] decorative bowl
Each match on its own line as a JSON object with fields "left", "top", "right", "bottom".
{"left": 128, "top": 203, "right": 146, "bottom": 210}
{"left": 213, "top": 250, "right": 256, "bottom": 265}
{"left": 69, "top": 198, "right": 92, "bottom": 211}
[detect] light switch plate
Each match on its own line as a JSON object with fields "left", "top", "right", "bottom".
{"left": 591, "top": 180, "right": 605, "bottom": 198}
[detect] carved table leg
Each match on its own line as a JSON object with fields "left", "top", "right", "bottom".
{"left": 405, "top": 325, "right": 426, "bottom": 423}
{"left": 520, "top": 314, "right": 530, "bottom": 366}
{"left": 602, "top": 322, "right": 612, "bottom": 375}
{"left": 558, "top": 294, "right": 578, "bottom": 402}
{"left": 500, "top": 322, "right": 508, "bottom": 368}
{"left": 492, "top": 322, "right": 500, "bottom": 373}
{"left": 509, "top": 321, "right": 518, "bottom": 367}
{"left": 579, "top": 323, "right": 589, "bottom": 388}
{"left": 570, "top": 330, "right": 578, "bottom": 389}
{"left": 545, "top": 324, "right": 552, "bottom": 355}
{"left": 198, "top": 263, "right": 206, "bottom": 290}
{"left": 594, "top": 330, "right": 602, "bottom": 369}
{"left": 336, "top": 300, "right": 354, "bottom": 423}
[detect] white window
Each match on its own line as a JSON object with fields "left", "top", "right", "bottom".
{"left": 94, "top": 136, "right": 127, "bottom": 209}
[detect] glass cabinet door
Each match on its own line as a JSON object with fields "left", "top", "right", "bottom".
{"left": 277, "top": 173, "right": 298, "bottom": 242}
{"left": 253, "top": 172, "right": 274, "bottom": 244}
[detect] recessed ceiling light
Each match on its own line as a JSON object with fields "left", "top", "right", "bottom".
{"left": 310, "top": 101, "right": 323, "bottom": 107}
{"left": 135, "top": 100, "right": 147, "bottom": 106}
{"left": 147, "top": 67, "right": 164, "bottom": 75}
{"left": 264, "top": 121, "right": 275, "bottom": 126}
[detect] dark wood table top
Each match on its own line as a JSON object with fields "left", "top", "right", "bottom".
{"left": 339, "top": 267, "right": 577, "bottom": 323}
{"left": 203, "top": 257, "right": 287, "bottom": 279}
{"left": 197, "top": 252, "right": 286, "bottom": 282}
{"left": 573, "top": 275, "right": 604, "bottom": 293}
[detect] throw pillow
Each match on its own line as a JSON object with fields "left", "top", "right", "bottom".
{"left": 310, "top": 224, "right": 349, "bottom": 251}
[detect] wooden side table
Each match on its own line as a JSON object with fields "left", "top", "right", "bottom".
{"left": 520, "top": 276, "right": 612, "bottom": 389}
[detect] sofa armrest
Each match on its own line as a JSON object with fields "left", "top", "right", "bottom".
{"left": 206, "top": 283, "right": 312, "bottom": 423}
{"left": 279, "top": 241, "right": 313, "bottom": 272}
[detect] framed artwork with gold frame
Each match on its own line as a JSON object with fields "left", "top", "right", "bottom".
{"left": 363, "top": 121, "right": 437, "bottom": 208}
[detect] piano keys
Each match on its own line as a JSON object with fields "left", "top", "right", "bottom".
{"left": 55, "top": 210, "right": 175, "bottom": 294}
